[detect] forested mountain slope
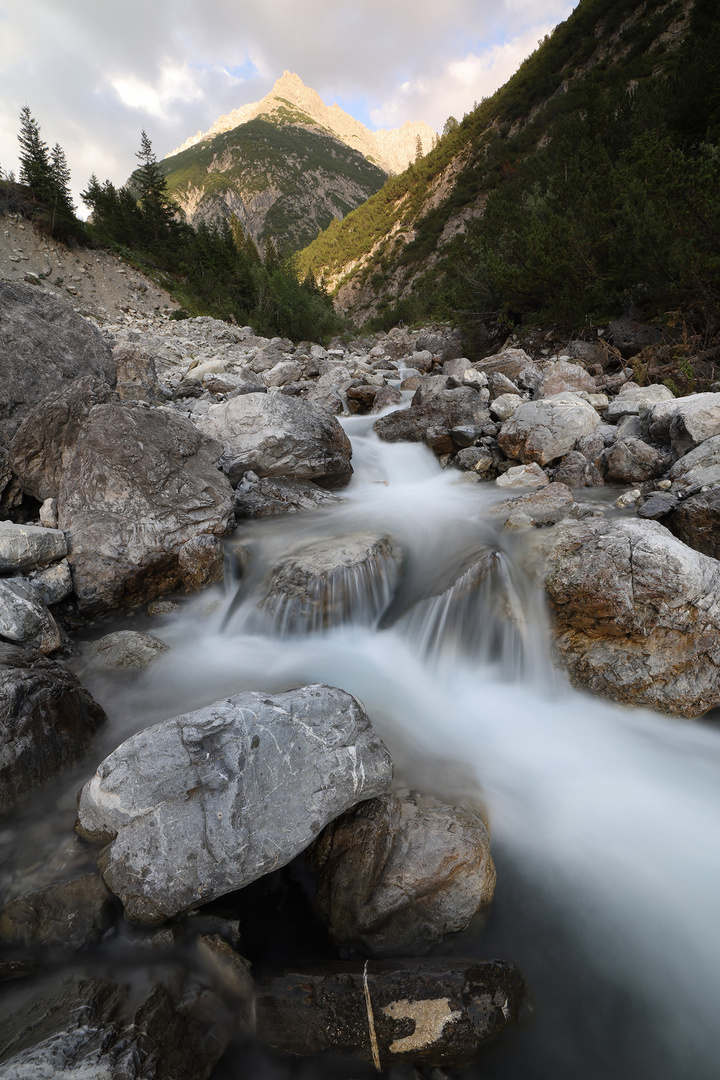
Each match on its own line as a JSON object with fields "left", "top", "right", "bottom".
{"left": 297, "top": 0, "right": 719, "bottom": 346}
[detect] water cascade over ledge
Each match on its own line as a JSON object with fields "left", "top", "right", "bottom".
{"left": 3, "top": 412, "right": 720, "bottom": 1079}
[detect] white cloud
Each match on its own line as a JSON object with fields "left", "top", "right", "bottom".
{"left": 0, "top": 1, "right": 575, "bottom": 208}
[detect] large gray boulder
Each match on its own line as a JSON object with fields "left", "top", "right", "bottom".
{"left": 668, "top": 433, "right": 720, "bottom": 494}
{"left": 497, "top": 393, "right": 600, "bottom": 466}
{"left": 667, "top": 489, "right": 720, "bottom": 561}
{"left": 57, "top": 403, "right": 235, "bottom": 615}
{"left": 8, "top": 376, "right": 117, "bottom": 502}
{"left": 311, "top": 790, "right": 496, "bottom": 957}
{"left": 0, "top": 521, "right": 67, "bottom": 572}
{"left": 537, "top": 517, "right": 720, "bottom": 717}
{"left": 76, "top": 685, "right": 393, "bottom": 923}
{"left": 605, "top": 381, "right": 674, "bottom": 421}
{"left": 373, "top": 375, "right": 489, "bottom": 449}
{"left": 0, "top": 642, "right": 105, "bottom": 813}
{"left": 0, "top": 281, "right": 115, "bottom": 443}
{"left": 535, "top": 360, "right": 596, "bottom": 398}
{"left": 256, "top": 533, "right": 403, "bottom": 632}
{"left": 600, "top": 437, "right": 669, "bottom": 484}
{"left": 195, "top": 392, "right": 353, "bottom": 487}
{"left": 645, "top": 392, "right": 720, "bottom": 453}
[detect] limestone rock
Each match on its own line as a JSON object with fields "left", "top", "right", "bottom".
{"left": 86, "top": 630, "right": 170, "bottom": 670}
{"left": 0, "top": 873, "right": 112, "bottom": 950}
{"left": 605, "top": 381, "right": 674, "bottom": 421}
{"left": 553, "top": 451, "right": 604, "bottom": 488}
{"left": 0, "top": 281, "right": 115, "bottom": 443}
{"left": 0, "top": 642, "right": 105, "bottom": 812}
{"left": 31, "top": 558, "right": 73, "bottom": 606}
{"left": 491, "top": 482, "right": 576, "bottom": 528}
{"left": 600, "top": 437, "right": 669, "bottom": 484}
{"left": 667, "top": 489, "right": 720, "bottom": 560}
{"left": 495, "top": 463, "right": 548, "bottom": 489}
{"left": 76, "top": 685, "right": 393, "bottom": 923}
{"left": 178, "top": 533, "right": 225, "bottom": 592}
{"left": 255, "top": 958, "right": 524, "bottom": 1067}
{"left": 58, "top": 403, "right": 235, "bottom": 615}
{"left": 497, "top": 393, "right": 601, "bottom": 466}
{"left": 233, "top": 472, "right": 343, "bottom": 518}
{"left": 473, "top": 348, "right": 534, "bottom": 381}
{"left": 256, "top": 533, "right": 403, "bottom": 632}
{"left": 668, "top": 433, "right": 720, "bottom": 494}
{"left": 195, "top": 392, "right": 353, "bottom": 487}
{"left": 646, "top": 392, "right": 720, "bottom": 452}
{"left": 311, "top": 790, "right": 495, "bottom": 957}
{"left": 536, "top": 360, "right": 596, "bottom": 399}
{"left": 0, "top": 577, "right": 62, "bottom": 653}
{"left": 539, "top": 517, "right": 720, "bottom": 717}
{"left": 373, "top": 376, "right": 489, "bottom": 448}
{"left": 0, "top": 521, "right": 67, "bottom": 572}
{"left": 8, "top": 376, "right": 118, "bottom": 502}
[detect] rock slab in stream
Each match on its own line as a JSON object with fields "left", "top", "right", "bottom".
{"left": 76, "top": 685, "right": 393, "bottom": 923}
{"left": 255, "top": 958, "right": 524, "bottom": 1067}
{"left": 311, "top": 790, "right": 496, "bottom": 957}
{"left": 0, "top": 281, "right": 116, "bottom": 443}
{"left": 539, "top": 517, "right": 720, "bottom": 717}
{"left": 0, "top": 642, "right": 106, "bottom": 813}
{"left": 57, "top": 403, "right": 235, "bottom": 615}
{"left": 195, "top": 392, "right": 353, "bottom": 487}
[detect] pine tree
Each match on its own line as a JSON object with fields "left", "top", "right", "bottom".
{"left": 17, "top": 106, "right": 52, "bottom": 202}
{"left": 132, "top": 130, "right": 175, "bottom": 247}
{"left": 415, "top": 134, "right": 423, "bottom": 162}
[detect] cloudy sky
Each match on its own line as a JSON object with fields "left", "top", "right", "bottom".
{"left": 0, "top": 0, "right": 575, "bottom": 209}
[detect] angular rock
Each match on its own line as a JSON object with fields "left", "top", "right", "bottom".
{"left": 0, "top": 965, "right": 241, "bottom": 1080}
{"left": 473, "top": 348, "right": 534, "bottom": 380}
{"left": 255, "top": 958, "right": 524, "bottom": 1068}
{"left": 195, "top": 392, "right": 352, "bottom": 487}
{"left": 487, "top": 372, "right": 520, "bottom": 399}
{"left": 668, "top": 433, "right": 720, "bottom": 494}
{"left": 667, "top": 489, "right": 720, "bottom": 559}
{"left": 373, "top": 376, "right": 489, "bottom": 448}
{"left": 645, "top": 392, "right": 720, "bottom": 453}
{"left": 0, "top": 521, "right": 67, "bottom": 573}
{"left": 495, "top": 463, "right": 548, "bottom": 489}
{"left": 451, "top": 447, "right": 497, "bottom": 476}
{"left": 538, "top": 517, "right": 720, "bottom": 717}
{"left": 57, "top": 403, "right": 235, "bottom": 615}
{"left": 0, "top": 577, "right": 62, "bottom": 653}
{"left": 234, "top": 472, "right": 343, "bottom": 519}
{"left": 497, "top": 393, "right": 600, "bottom": 466}
{"left": 8, "top": 376, "right": 118, "bottom": 502}
{"left": 30, "top": 558, "right": 73, "bottom": 606}
{"left": 637, "top": 492, "right": 679, "bottom": 520}
{"left": 605, "top": 381, "right": 674, "bottom": 421}
{"left": 86, "top": 630, "right": 170, "bottom": 670}
{"left": 0, "top": 642, "right": 105, "bottom": 813}
{"left": 0, "top": 873, "right": 112, "bottom": 950}
{"left": 311, "top": 790, "right": 495, "bottom": 957}
{"left": 600, "top": 437, "right": 669, "bottom": 484}
{"left": 113, "top": 344, "right": 165, "bottom": 403}
{"left": 490, "top": 393, "right": 522, "bottom": 422}
{"left": 490, "top": 483, "right": 575, "bottom": 528}
{"left": 607, "top": 314, "right": 662, "bottom": 356}
{"left": 536, "top": 360, "right": 596, "bottom": 399}
{"left": 76, "top": 685, "right": 393, "bottom": 923}
{"left": 0, "top": 281, "right": 115, "bottom": 443}
{"left": 178, "top": 533, "right": 225, "bottom": 592}
{"left": 256, "top": 534, "right": 403, "bottom": 632}
{"left": 553, "top": 451, "right": 604, "bottom": 488}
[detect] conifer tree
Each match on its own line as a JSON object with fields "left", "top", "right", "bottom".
{"left": 17, "top": 106, "right": 52, "bottom": 202}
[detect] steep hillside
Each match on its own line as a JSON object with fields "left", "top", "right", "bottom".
{"left": 160, "top": 73, "right": 435, "bottom": 254}
{"left": 297, "top": 0, "right": 715, "bottom": 338}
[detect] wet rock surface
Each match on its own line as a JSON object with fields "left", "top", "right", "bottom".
{"left": 233, "top": 472, "right": 343, "bottom": 518}
{"left": 76, "top": 685, "right": 394, "bottom": 923}
{"left": 0, "top": 642, "right": 105, "bottom": 814}
{"left": 311, "top": 789, "right": 496, "bottom": 957}
{"left": 255, "top": 958, "right": 524, "bottom": 1067}
{"left": 256, "top": 533, "right": 403, "bottom": 632}
{"left": 85, "top": 630, "right": 170, "bottom": 670}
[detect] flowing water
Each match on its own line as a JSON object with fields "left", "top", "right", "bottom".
{"left": 3, "top": 413, "right": 720, "bottom": 1078}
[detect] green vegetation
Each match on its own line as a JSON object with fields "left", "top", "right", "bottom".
{"left": 161, "top": 117, "right": 387, "bottom": 254}
{"left": 297, "top": 0, "right": 720, "bottom": 351}
{"left": 0, "top": 108, "right": 87, "bottom": 243}
{"left": 81, "top": 133, "right": 344, "bottom": 341}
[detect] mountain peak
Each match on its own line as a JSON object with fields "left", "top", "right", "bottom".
{"left": 166, "top": 74, "right": 435, "bottom": 175}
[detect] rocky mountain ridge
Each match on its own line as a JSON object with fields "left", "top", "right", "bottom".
{"left": 167, "top": 71, "right": 436, "bottom": 175}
